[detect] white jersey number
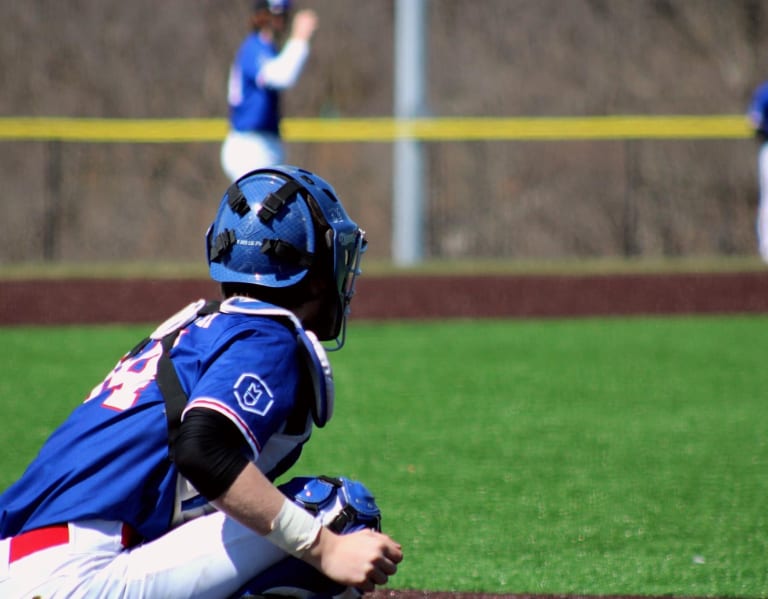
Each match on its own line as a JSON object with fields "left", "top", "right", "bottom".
{"left": 85, "top": 341, "right": 164, "bottom": 411}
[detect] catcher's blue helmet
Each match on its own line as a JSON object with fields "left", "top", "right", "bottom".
{"left": 206, "top": 165, "right": 366, "bottom": 349}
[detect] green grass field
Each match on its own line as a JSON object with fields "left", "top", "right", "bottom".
{"left": 1, "top": 314, "right": 767, "bottom": 597}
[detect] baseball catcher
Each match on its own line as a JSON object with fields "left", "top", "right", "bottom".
{"left": 0, "top": 165, "right": 402, "bottom": 597}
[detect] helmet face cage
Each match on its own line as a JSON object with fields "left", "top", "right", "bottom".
{"left": 322, "top": 225, "right": 366, "bottom": 351}
{"left": 292, "top": 169, "right": 367, "bottom": 351}
{"left": 206, "top": 165, "right": 365, "bottom": 350}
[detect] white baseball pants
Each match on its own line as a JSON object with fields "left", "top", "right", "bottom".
{"left": 220, "top": 130, "right": 286, "bottom": 182}
{"left": 0, "top": 513, "right": 287, "bottom": 598}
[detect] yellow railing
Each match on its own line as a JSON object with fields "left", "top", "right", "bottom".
{"left": 0, "top": 115, "right": 753, "bottom": 143}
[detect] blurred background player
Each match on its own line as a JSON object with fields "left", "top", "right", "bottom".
{"left": 0, "top": 165, "right": 402, "bottom": 598}
{"left": 747, "top": 80, "right": 768, "bottom": 263}
{"left": 221, "top": 0, "right": 318, "bottom": 181}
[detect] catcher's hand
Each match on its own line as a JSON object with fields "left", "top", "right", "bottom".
{"left": 236, "top": 475, "right": 400, "bottom": 599}
{"left": 307, "top": 526, "right": 402, "bottom": 592}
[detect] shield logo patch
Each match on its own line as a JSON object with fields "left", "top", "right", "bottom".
{"left": 233, "top": 373, "right": 274, "bottom": 416}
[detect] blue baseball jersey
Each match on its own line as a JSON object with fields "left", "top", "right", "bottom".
{"left": 748, "top": 81, "right": 768, "bottom": 136}
{"left": 227, "top": 32, "right": 281, "bottom": 134}
{"left": 0, "top": 299, "right": 319, "bottom": 542}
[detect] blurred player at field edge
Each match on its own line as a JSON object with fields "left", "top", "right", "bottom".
{"left": 221, "top": 0, "right": 318, "bottom": 181}
{"left": 747, "top": 80, "right": 768, "bottom": 263}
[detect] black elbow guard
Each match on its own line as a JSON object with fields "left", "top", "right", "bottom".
{"left": 174, "top": 408, "right": 251, "bottom": 501}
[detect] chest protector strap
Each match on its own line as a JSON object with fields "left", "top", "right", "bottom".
{"left": 131, "top": 297, "right": 334, "bottom": 461}
{"left": 128, "top": 299, "right": 222, "bottom": 460}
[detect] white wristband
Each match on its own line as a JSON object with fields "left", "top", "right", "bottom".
{"left": 265, "top": 498, "right": 322, "bottom": 558}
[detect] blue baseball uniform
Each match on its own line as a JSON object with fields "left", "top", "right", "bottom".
{"left": 0, "top": 297, "right": 331, "bottom": 598}
{"left": 228, "top": 33, "right": 282, "bottom": 135}
{"left": 748, "top": 82, "right": 768, "bottom": 136}
{"left": 0, "top": 298, "right": 319, "bottom": 541}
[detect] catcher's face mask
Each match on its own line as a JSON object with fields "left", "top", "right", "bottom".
{"left": 325, "top": 226, "right": 366, "bottom": 351}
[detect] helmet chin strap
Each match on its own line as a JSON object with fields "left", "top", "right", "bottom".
{"left": 320, "top": 292, "right": 347, "bottom": 352}
{"left": 326, "top": 313, "right": 348, "bottom": 352}
{"left": 302, "top": 280, "right": 346, "bottom": 351}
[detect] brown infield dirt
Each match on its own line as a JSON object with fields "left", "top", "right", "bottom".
{"left": 1, "top": 272, "right": 765, "bottom": 599}
{"left": 2, "top": 271, "right": 768, "bottom": 326}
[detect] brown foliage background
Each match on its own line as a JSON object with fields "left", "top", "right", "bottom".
{"left": 2, "top": 0, "right": 768, "bottom": 264}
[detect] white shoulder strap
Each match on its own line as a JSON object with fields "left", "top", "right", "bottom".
{"left": 219, "top": 296, "right": 302, "bottom": 328}
{"left": 149, "top": 299, "right": 208, "bottom": 340}
{"left": 296, "top": 329, "right": 334, "bottom": 428}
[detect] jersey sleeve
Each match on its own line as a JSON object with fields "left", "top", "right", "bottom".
{"left": 183, "top": 320, "right": 304, "bottom": 461}
{"left": 257, "top": 38, "right": 310, "bottom": 89}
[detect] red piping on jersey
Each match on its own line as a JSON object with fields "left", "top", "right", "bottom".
{"left": 186, "top": 397, "right": 262, "bottom": 453}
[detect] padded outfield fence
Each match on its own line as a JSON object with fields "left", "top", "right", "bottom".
{"left": 0, "top": 114, "right": 759, "bottom": 265}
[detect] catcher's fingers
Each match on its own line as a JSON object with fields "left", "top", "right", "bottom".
{"left": 367, "top": 534, "right": 402, "bottom": 587}
{"left": 369, "top": 565, "right": 390, "bottom": 586}
{"left": 383, "top": 537, "right": 404, "bottom": 564}
{"left": 367, "top": 560, "right": 394, "bottom": 586}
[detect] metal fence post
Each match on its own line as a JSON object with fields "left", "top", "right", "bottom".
{"left": 392, "top": 0, "right": 428, "bottom": 266}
